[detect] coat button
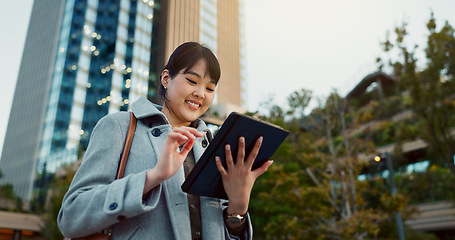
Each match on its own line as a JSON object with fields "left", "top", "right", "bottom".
{"left": 151, "top": 128, "right": 161, "bottom": 137}
{"left": 117, "top": 215, "right": 126, "bottom": 221}
{"left": 202, "top": 139, "right": 208, "bottom": 148}
{"left": 109, "top": 202, "right": 118, "bottom": 210}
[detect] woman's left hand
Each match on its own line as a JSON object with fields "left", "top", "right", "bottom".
{"left": 215, "top": 136, "right": 273, "bottom": 214}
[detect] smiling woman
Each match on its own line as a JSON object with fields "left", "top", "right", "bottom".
{"left": 58, "top": 42, "right": 273, "bottom": 240}
{"left": 159, "top": 42, "right": 220, "bottom": 105}
{"left": 159, "top": 43, "right": 219, "bottom": 127}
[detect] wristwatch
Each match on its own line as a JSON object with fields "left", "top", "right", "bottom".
{"left": 224, "top": 210, "right": 246, "bottom": 224}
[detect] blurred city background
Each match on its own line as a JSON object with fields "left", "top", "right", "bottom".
{"left": 0, "top": 0, "right": 454, "bottom": 239}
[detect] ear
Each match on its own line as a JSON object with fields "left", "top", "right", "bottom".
{"left": 161, "top": 69, "right": 170, "bottom": 88}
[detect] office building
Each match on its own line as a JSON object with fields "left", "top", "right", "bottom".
{"left": 0, "top": 0, "right": 245, "bottom": 204}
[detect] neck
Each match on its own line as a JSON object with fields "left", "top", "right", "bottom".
{"left": 161, "top": 106, "right": 190, "bottom": 128}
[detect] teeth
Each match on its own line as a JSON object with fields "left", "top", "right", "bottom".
{"left": 186, "top": 101, "right": 200, "bottom": 108}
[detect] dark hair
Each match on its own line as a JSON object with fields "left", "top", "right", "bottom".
{"left": 159, "top": 42, "right": 221, "bottom": 103}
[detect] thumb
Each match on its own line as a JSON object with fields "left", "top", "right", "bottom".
{"left": 252, "top": 160, "right": 274, "bottom": 178}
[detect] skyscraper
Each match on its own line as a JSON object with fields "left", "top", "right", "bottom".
{"left": 0, "top": 0, "right": 245, "bottom": 205}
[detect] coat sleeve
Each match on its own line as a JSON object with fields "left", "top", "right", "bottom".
{"left": 225, "top": 214, "right": 253, "bottom": 240}
{"left": 57, "top": 113, "right": 162, "bottom": 238}
{"left": 224, "top": 209, "right": 253, "bottom": 240}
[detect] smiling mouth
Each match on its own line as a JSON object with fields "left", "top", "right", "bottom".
{"left": 185, "top": 100, "right": 200, "bottom": 109}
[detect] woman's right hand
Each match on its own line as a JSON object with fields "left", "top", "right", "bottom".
{"left": 143, "top": 126, "right": 205, "bottom": 195}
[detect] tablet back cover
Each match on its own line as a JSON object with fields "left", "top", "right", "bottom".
{"left": 181, "top": 112, "right": 289, "bottom": 199}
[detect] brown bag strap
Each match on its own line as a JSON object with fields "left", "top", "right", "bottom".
{"left": 116, "top": 112, "right": 137, "bottom": 179}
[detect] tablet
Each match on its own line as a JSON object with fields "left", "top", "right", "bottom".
{"left": 181, "top": 112, "right": 289, "bottom": 199}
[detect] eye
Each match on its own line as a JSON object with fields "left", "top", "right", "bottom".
{"left": 186, "top": 78, "right": 196, "bottom": 84}
{"left": 206, "top": 87, "right": 215, "bottom": 92}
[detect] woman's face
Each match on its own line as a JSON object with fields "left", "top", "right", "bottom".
{"left": 161, "top": 59, "right": 216, "bottom": 127}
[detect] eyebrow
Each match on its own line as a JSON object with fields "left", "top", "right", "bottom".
{"left": 186, "top": 71, "right": 216, "bottom": 84}
{"left": 186, "top": 71, "right": 202, "bottom": 79}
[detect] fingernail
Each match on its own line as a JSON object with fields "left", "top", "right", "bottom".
{"left": 225, "top": 145, "right": 230, "bottom": 151}
{"left": 215, "top": 156, "right": 220, "bottom": 161}
{"left": 239, "top": 137, "right": 245, "bottom": 143}
{"left": 259, "top": 136, "right": 263, "bottom": 143}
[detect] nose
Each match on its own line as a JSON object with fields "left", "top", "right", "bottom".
{"left": 193, "top": 87, "right": 205, "bottom": 99}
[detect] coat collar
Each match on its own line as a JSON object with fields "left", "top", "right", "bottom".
{"left": 131, "top": 96, "right": 165, "bottom": 119}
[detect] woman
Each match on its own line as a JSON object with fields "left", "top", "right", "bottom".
{"left": 58, "top": 42, "right": 273, "bottom": 239}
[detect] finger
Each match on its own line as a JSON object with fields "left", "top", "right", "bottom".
{"left": 237, "top": 137, "right": 245, "bottom": 164}
{"left": 167, "top": 132, "right": 189, "bottom": 146}
{"left": 224, "top": 144, "right": 234, "bottom": 169}
{"left": 176, "top": 126, "right": 206, "bottom": 138}
{"left": 179, "top": 137, "right": 195, "bottom": 156}
{"left": 215, "top": 156, "right": 227, "bottom": 175}
{"left": 172, "top": 127, "right": 197, "bottom": 141}
{"left": 252, "top": 160, "right": 273, "bottom": 178}
{"left": 246, "top": 136, "right": 263, "bottom": 168}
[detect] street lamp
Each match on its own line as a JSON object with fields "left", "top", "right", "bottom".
{"left": 374, "top": 155, "right": 381, "bottom": 162}
{"left": 375, "top": 152, "right": 406, "bottom": 240}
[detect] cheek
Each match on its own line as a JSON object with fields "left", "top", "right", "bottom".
{"left": 174, "top": 79, "right": 188, "bottom": 89}
{"left": 170, "top": 81, "right": 190, "bottom": 98}
{"left": 205, "top": 94, "right": 215, "bottom": 105}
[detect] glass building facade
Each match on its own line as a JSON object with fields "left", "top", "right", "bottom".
{"left": 1, "top": 0, "right": 157, "bottom": 202}
{"left": 39, "top": 0, "right": 155, "bottom": 175}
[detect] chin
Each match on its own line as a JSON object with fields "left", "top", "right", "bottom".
{"left": 183, "top": 112, "right": 202, "bottom": 122}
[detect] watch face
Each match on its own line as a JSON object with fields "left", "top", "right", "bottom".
{"left": 227, "top": 215, "right": 243, "bottom": 224}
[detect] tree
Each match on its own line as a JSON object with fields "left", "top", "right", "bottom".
{"left": 0, "top": 169, "right": 23, "bottom": 211}
{"left": 0, "top": 184, "right": 23, "bottom": 211}
{"left": 287, "top": 89, "right": 312, "bottom": 120}
{"left": 379, "top": 13, "right": 455, "bottom": 175}
{"left": 248, "top": 88, "right": 437, "bottom": 239}
{"left": 250, "top": 14, "right": 455, "bottom": 236}
{"left": 37, "top": 163, "right": 78, "bottom": 240}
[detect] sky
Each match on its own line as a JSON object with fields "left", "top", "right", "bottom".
{"left": 1, "top": 0, "right": 455, "bottom": 156}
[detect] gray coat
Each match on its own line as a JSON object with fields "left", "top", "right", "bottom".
{"left": 58, "top": 97, "right": 253, "bottom": 239}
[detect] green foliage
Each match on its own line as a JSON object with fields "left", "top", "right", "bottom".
{"left": 395, "top": 119, "right": 419, "bottom": 142}
{"left": 370, "top": 121, "right": 396, "bottom": 146}
{"left": 36, "top": 164, "right": 77, "bottom": 240}
{"left": 287, "top": 89, "right": 312, "bottom": 119}
{"left": 381, "top": 12, "right": 455, "bottom": 174}
{"left": 0, "top": 184, "right": 23, "bottom": 212}
{"left": 0, "top": 164, "right": 25, "bottom": 212}
{"left": 376, "top": 219, "right": 438, "bottom": 240}
{"left": 248, "top": 50, "right": 451, "bottom": 238}
{"left": 398, "top": 164, "right": 455, "bottom": 204}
